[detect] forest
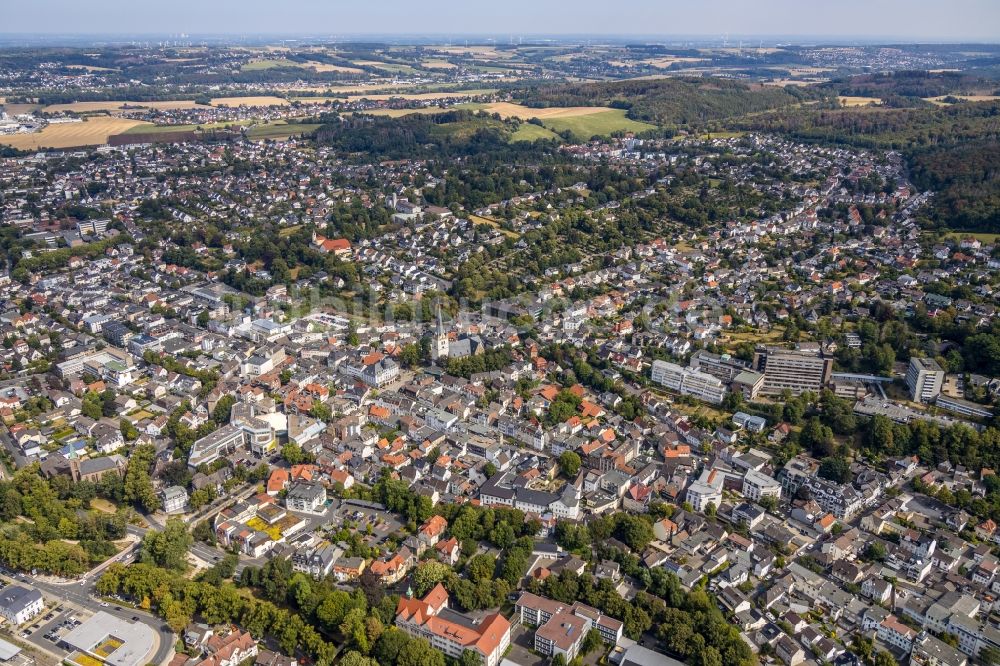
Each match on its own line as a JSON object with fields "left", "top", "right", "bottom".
{"left": 517, "top": 76, "right": 820, "bottom": 127}
{"left": 312, "top": 110, "right": 560, "bottom": 161}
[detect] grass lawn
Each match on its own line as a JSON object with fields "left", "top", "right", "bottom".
{"left": 279, "top": 225, "right": 303, "bottom": 237}
{"left": 470, "top": 214, "right": 519, "bottom": 239}
{"left": 247, "top": 122, "right": 322, "bottom": 140}
{"left": 542, "top": 109, "right": 656, "bottom": 140}
{"left": 943, "top": 231, "right": 1000, "bottom": 243}
{"left": 510, "top": 123, "right": 561, "bottom": 143}
{"left": 91, "top": 499, "right": 118, "bottom": 514}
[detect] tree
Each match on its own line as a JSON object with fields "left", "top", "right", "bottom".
{"left": 817, "top": 457, "right": 851, "bottom": 484}
{"left": 119, "top": 419, "right": 139, "bottom": 441}
{"left": 281, "top": 442, "right": 306, "bottom": 466}
{"left": 412, "top": 561, "right": 450, "bottom": 597}
{"left": 460, "top": 649, "right": 481, "bottom": 666}
{"left": 558, "top": 451, "right": 582, "bottom": 478}
{"left": 864, "top": 542, "right": 887, "bottom": 563}
{"left": 341, "top": 652, "right": 379, "bottom": 666}
{"left": 873, "top": 650, "right": 898, "bottom": 666}
{"left": 139, "top": 518, "right": 193, "bottom": 571}
{"left": 212, "top": 395, "right": 236, "bottom": 424}
{"left": 581, "top": 629, "right": 602, "bottom": 655}
{"left": 123, "top": 444, "right": 159, "bottom": 512}
{"left": 396, "top": 637, "right": 445, "bottom": 666}
{"left": 980, "top": 646, "right": 1000, "bottom": 666}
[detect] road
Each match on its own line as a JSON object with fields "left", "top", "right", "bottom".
{"left": 8, "top": 570, "right": 176, "bottom": 666}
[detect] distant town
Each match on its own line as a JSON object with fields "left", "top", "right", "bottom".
{"left": 0, "top": 26, "right": 999, "bottom": 666}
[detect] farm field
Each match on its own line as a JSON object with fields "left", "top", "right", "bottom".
{"left": 470, "top": 214, "right": 519, "bottom": 239}
{"left": 348, "top": 90, "right": 494, "bottom": 102}
{"left": 0, "top": 117, "right": 150, "bottom": 149}
{"left": 44, "top": 96, "right": 290, "bottom": 114}
{"left": 422, "top": 59, "right": 457, "bottom": 69}
{"left": 926, "top": 94, "right": 1000, "bottom": 104}
{"left": 242, "top": 58, "right": 363, "bottom": 74}
{"left": 44, "top": 100, "right": 203, "bottom": 113}
{"left": 122, "top": 119, "right": 252, "bottom": 134}
{"left": 482, "top": 101, "right": 611, "bottom": 119}
{"left": 246, "top": 121, "right": 322, "bottom": 140}
{"left": 838, "top": 96, "right": 883, "bottom": 107}
{"left": 541, "top": 108, "right": 656, "bottom": 139}
{"left": 365, "top": 107, "right": 454, "bottom": 117}
{"left": 509, "top": 123, "right": 562, "bottom": 143}
{"left": 942, "top": 231, "right": 1000, "bottom": 243}
{"left": 353, "top": 61, "right": 420, "bottom": 74}
{"left": 212, "top": 95, "right": 290, "bottom": 107}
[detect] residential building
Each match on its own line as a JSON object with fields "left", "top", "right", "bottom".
{"left": 0, "top": 586, "right": 43, "bottom": 625}
{"left": 651, "top": 360, "right": 726, "bottom": 405}
{"left": 907, "top": 357, "right": 945, "bottom": 403}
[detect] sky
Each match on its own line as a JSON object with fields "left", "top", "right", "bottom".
{"left": 3, "top": 0, "right": 999, "bottom": 42}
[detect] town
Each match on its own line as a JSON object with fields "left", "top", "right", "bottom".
{"left": 1, "top": 8, "right": 1000, "bottom": 666}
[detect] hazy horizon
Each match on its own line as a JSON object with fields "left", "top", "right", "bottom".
{"left": 4, "top": 0, "right": 999, "bottom": 43}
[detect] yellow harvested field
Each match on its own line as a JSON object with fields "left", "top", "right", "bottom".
{"left": 636, "top": 56, "right": 705, "bottom": 68}
{"left": 482, "top": 102, "right": 610, "bottom": 120}
{"left": 304, "top": 61, "right": 364, "bottom": 74}
{"left": 926, "top": 94, "right": 1000, "bottom": 104}
{"left": 423, "top": 59, "right": 457, "bottom": 69}
{"left": 434, "top": 46, "right": 509, "bottom": 58}
{"left": 211, "top": 96, "right": 289, "bottom": 107}
{"left": 45, "top": 96, "right": 290, "bottom": 114}
{"left": 0, "top": 117, "right": 151, "bottom": 149}
{"left": 838, "top": 96, "right": 883, "bottom": 107}
{"left": 338, "top": 91, "right": 495, "bottom": 103}
{"left": 45, "top": 100, "right": 201, "bottom": 113}
{"left": 66, "top": 64, "right": 117, "bottom": 72}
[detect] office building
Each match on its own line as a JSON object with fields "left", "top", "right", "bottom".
{"left": 752, "top": 346, "right": 833, "bottom": 396}
{"left": 907, "top": 357, "right": 945, "bottom": 403}
{"left": 396, "top": 584, "right": 511, "bottom": 666}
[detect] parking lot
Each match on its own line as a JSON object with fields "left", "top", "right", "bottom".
{"left": 333, "top": 501, "right": 403, "bottom": 545}
{"left": 506, "top": 624, "right": 547, "bottom": 666}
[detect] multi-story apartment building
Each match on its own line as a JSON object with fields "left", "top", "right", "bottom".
{"left": 651, "top": 360, "right": 726, "bottom": 404}
{"left": 685, "top": 468, "right": 724, "bottom": 513}
{"left": 780, "top": 458, "right": 866, "bottom": 521}
{"left": 907, "top": 357, "right": 945, "bottom": 403}
{"left": 742, "top": 469, "right": 782, "bottom": 503}
{"left": 752, "top": 346, "right": 833, "bottom": 396}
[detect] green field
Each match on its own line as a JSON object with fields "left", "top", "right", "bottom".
{"left": 246, "top": 122, "right": 322, "bottom": 140}
{"left": 943, "top": 231, "right": 1000, "bottom": 243}
{"left": 242, "top": 58, "right": 297, "bottom": 71}
{"left": 366, "top": 62, "right": 421, "bottom": 75}
{"left": 510, "top": 123, "right": 562, "bottom": 143}
{"left": 541, "top": 109, "right": 656, "bottom": 140}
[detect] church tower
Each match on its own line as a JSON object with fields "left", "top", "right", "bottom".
{"left": 431, "top": 305, "right": 449, "bottom": 361}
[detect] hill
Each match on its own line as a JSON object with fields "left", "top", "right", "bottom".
{"left": 517, "top": 77, "right": 821, "bottom": 127}
{"left": 743, "top": 101, "right": 1000, "bottom": 231}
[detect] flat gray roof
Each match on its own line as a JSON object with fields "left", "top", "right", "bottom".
{"left": 62, "top": 611, "right": 156, "bottom": 666}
